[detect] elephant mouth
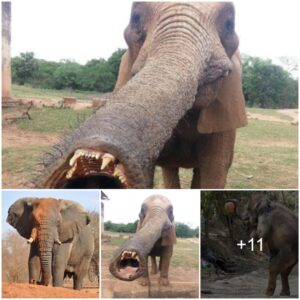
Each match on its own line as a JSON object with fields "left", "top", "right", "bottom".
{"left": 110, "top": 250, "right": 144, "bottom": 281}
{"left": 43, "top": 148, "right": 129, "bottom": 188}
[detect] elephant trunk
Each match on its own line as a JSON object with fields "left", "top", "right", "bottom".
{"left": 37, "top": 223, "right": 55, "bottom": 286}
{"left": 109, "top": 214, "right": 168, "bottom": 281}
{"left": 38, "top": 14, "right": 218, "bottom": 189}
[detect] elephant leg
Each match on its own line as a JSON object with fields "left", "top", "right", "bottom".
{"left": 161, "top": 167, "right": 181, "bottom": 188}
{"left": 280, "top": 260, "right": 297, "bottom": 296}
{"left": 52, "top": 243, "right": 71, "bottom": 287}
{"left": 150, "top": 256, "right": 158, "bottom": 275}
{"left": 159, "top": 246, "right": 173, "bottom": 286}
{"left": 197, "top": 130, "right": 236, "bottom": 188}
{"left": 28, "top": 243, "right": 41, "bottom": 284}
{"left": 139, "top": 256, "right": 150, "bottom": 286}
{"left": 266, "top": 249, "right": 292, "bottom": 296}
{"left": 73, "top": 256, "right": 92, "bottom": 290}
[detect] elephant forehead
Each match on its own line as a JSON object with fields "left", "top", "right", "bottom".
{"left": 143, "top": 195, "right": 172, "bottom": 209}
{"left": 34, "top": 198, "right": 59, "bottom": 214}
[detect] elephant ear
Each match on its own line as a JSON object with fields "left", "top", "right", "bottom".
{"left": 58, "top": 200, "right": 91, "bottom": 242}
{"left": 7, "top": 198, "right": 36, "bottom": 239}
{"left": 161, "top": 222, "right": 177, "bottom": 246}
{"left": 197, "top": 51, "right": 248, "bottom": 133}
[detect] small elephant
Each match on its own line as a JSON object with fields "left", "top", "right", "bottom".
{"left": 243, "top": 194, "right": 298, "bottom": 296}
{"left": 6, "top": 197, "right": 94, "bottom": 290}
{"left": 109, "top": 195, "right": 176, "bottom": 286}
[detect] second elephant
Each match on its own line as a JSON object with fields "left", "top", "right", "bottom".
{"left": 109, "top": 195, "right": 176, "bottom": 286}
{"left": 6, "top": 197, "right": 94, "bottom": 290}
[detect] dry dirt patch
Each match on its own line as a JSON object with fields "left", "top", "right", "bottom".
{"left": 2, "top": 124, "right": 60, "bottom": 148}
{"left": 2, "top": 283, "right": 98, "bottom": 298}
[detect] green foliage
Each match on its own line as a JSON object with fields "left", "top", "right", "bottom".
{"left": 104, "top": 220, "right": 138, "bottom": 233}
{"left": 11, "top": 49, "right": 126, "bottom": 92}
{"left": 12, "top": 52, "right": 37, "bottom": 85}
{"left": 242, "top": 55, "right": 298, "bottom": 108}
{"left": 105, "top": 220, "right": 198, "bottom": 238}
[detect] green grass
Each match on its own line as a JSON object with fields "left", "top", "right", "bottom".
{"left": 15, "top": 107, "right": 93, "bottom": 133}
{"left": 102, "top": 232, "right": 199, "bottom": 270}
{"left": 12, "top": 84, "right": 101, "bottom": 101}
{"left": 2, "top": 146, "right": 48, "bottom": 188}
{"left": 155, "top": 119, "right": 298, "bottom": 189}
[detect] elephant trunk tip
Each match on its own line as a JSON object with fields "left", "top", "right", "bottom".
{"left": 109, "top": 249, "right": 145, "bottom": 281}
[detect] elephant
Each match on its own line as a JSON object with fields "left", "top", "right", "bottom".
{"left": 243, "top": 194, "right": 298, "bottom": 296}
{"left": 109, "top": 195, "right": 176, "bottom": 286}
{"left": 37, "top": 2, "right": 247, "bottom": 189}
{"left": 6, "top": 197, "right": 94, "bottom": 290}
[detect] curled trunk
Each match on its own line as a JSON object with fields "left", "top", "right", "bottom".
{"left": 109, "top": 217, "right": 165, "bottom": 281}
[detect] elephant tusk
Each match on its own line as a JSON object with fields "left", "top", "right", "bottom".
{"left": 55, "top": 239, "right": 62, "bottom": 245}
{"left": 27, "top": 237, "right": 34, "bottom": 244}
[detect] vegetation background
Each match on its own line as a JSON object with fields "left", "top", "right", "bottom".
{"left": 11, "top": 51, "right": 298, "bottom": 109}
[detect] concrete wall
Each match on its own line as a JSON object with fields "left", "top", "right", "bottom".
{"left": 2, "top": 2, "right": 11, "bottom": 100}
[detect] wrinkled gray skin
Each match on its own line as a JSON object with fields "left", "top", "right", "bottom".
{"left": 6, "top": 198, "right": 94, "bottom": 290}
{"left": 38, "top": 2, "right": 246, "bottom": 189}
{"left": 243, "top": 194, "right": 298, "bottom": 297}
{"left": 109, "top": 195, "right": 176, "bottom": 286}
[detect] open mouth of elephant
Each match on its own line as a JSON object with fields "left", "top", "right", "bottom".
{"left": 110, "top": 250, "right": 144, "bottom": 281}
{"left": 45, "top": 148, "right": 129, "bottom": 188}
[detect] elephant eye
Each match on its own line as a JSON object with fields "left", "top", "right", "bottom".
{"left": 131, "top": 13, "right": 141, "bottom": 27}
{"left": 225, "top": 18, "right": 234, "bottom": 33}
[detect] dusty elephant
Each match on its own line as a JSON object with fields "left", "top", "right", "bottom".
{"left": 6, "top": 198, "right": 94, "bottom": 290}
{"left": 243, "top": 194, "right": 298, "bottom": 297}
{"left": 109, "top": 195, "right": 176, "bottom": 286}
{"left": 37, "top": 2, "right": 247, "bottom": 189}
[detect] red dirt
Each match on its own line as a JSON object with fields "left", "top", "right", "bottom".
{"left": 2, "top": 282, "right": 98, "bottom": 298}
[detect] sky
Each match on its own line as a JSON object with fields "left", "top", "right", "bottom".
{"left": 10, "top": 0, "right": 300, "bottom": 64}
{"left": 2, "top": 190, "right": 99, "bottom": 233}
{"left": 102, "top": 189, "right": 200, "bottom": 229}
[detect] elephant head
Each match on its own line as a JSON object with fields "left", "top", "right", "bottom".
{"left": 6, "top": 198, "right": 91, "bottom": 286}
{"left": 38, "top": 2, "right": 246, "bottom": 189}
{"left": 109, "top": 195, "right": 176, "bottom": 281}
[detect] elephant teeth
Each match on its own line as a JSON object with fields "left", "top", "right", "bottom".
{"left": 113, "top": 164, "right": 127, "bottom": 184}
{"left": 66, "top": 161, "right": 77, "bottom": 179}
{"left": 131, "top": 251, "right": 136, "bottom": 258}
{"left": 69, "top": 150, "right": 82, "bottom": 166}
{"left": 100, "top": 153, "right": 115, "bottom": 170}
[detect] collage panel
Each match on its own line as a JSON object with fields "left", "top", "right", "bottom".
{"left": 101, "top": 189, "right": 200, "bottom": 298}
{"left": 201, "top": 190, "right": 298, "bottom": 298}
{"left": 2, "top": 190, "right": 99, "bottom": 298}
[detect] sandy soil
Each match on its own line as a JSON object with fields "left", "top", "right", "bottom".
{"left": 2, "top": 283, "right": 99, "bottom": 298}
{"left": 247, "top": 109, "right": 298, "bottom": 124}
{"left": 201, "top": 265, "right": 298, "bottom": 298}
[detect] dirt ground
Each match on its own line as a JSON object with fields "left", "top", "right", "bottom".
{"left": 247, "top": 109, "right": 298, "bottom": 124}
{"left": 102, "top": 266, "right": 199, "bottom": 298}
{"left": 2, "top": 283, "right": 99, "bottom": 298}
{"left": 201, "top": 264, "right": 298, "bottom": 298}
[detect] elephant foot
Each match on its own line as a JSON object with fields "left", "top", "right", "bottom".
{"left": 29, "top": 279, "right": 37, "bottom": 284}
{"left": 139, "top": 277, "right": 150, "bottom": 286}
{"left": 280, "top": 290, "right": 290, "bottom": 296}
{"left": 159, "top": 277, "right": 170, "bottom": 286}
{"left": 265, "top": 288, "right": 275, "bottom": 297}
{"left": 151, "top": 269, "right": 158, "bottom": 275}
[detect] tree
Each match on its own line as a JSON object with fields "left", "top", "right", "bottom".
{"left": 242, "top": 55, "right": 298, "bottom": 108}
{"left": 107, "top": 48, "right": 126, "bottom": 78}
{"left": 11, "top": 52, "right": 37, "bottom": 85}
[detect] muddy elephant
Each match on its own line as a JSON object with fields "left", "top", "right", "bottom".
{"left": 6, "top": 198, "right": 94, "bottom": 290}
{"left": 37, "top": 2, "right": 247, "bottom": 189}
{"left": 243, "top": 194, "right": 298, "bottom": 296}
{"left": 109, "top": 195, "right": 176, "bottom": 286}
